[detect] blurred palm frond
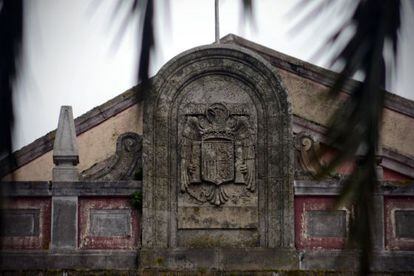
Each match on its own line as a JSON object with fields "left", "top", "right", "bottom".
{"left": 296, "top": 0, "right": 401, "bottom": 274}
{"left": 0, "top": 0, "right": 23, "bottom": 171}
{"left": 112, "top": 0, "right": 154, "bottom": 83}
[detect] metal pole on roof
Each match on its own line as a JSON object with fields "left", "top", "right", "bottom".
{"left": 215, "top": 0, "right": 220, "bottom": 43}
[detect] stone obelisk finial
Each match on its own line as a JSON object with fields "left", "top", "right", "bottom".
{"left": 52, "top": 106, "right": 79, "bottom": 181}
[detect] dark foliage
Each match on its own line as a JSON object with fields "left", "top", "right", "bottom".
{"left": 135, "top": 0, "right": 154, "bottom": 83}
{"left": 130, "top": 190, "right": 143, "bottom": 211}
{"left": 294, "top": 0, "right": 402, "bottom": 274}
{"left": 112, "top": 0, "right": 154, "bottom": 83}
{"left": 111, "top": 0, "right": 154, "bottom": 119}
{"left": 241, "top": 0, "right": 254, "bottom": 24}
{"left": 0, "top": 0, "right": 23, "bottom": 244}
{"left": 0, "top": 0, "right": 23, "bottom": 174}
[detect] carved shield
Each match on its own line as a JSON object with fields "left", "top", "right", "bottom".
{"left": 201, "top": 140, "right": 234, "bottom": 185}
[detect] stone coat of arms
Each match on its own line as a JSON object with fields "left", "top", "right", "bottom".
{"left": 180, "top": 103, "right": 255, "bottom": 206}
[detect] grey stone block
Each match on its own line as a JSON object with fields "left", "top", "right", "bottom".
{"left": 139, "top": 248, "right": 298, "bottom": 271}
{"left": 1, "top": 209, "right": 40, "bottom": 237}
{"left": 300, "top": 250, "right": 414, "bottom": 272}
{"left": 51, "top": 196, "right": 77, "bottom": 250}
{"left": 0, "top": 181, "right": 51, "bottom": 197}
{"left": 52, "top": 166, "right": 79, "bottom": 182}
{"left": 299, "top": 250, "right": 357, "bottom": 271}
{"left": 372, "top": 251, "right": 414, "bottom": 272}
{"left": 395, "top": 210, "right": 414, "bottom": 238}
{"left": 219, "top": 248, "right": 298, "bottom": 271}
{"left": 307, "top": 210, "right": 347, "bottom": 237}
{"left": 90, "top": 209, "right": 131, "bottom": 237}
{"left": 177, "top": 206, "right": 258, "bottom": 229}
{"left": 52, "top": 180, "right": 142, "bottom": 196}
{"left": 0, "top": 181, "right": 141, "bottom": 197}
{"left": 294, "top": 179, "right": 342, "bottom": 195}
{"left": 177, "top": 229, "right": 259, "bottom": 248}
{"left": 0, "top": 251, "right": 138, "bottom": 270}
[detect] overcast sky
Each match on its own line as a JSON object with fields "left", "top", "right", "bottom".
{"left": 12, "top": 0, "right": 414, "bottom": 150}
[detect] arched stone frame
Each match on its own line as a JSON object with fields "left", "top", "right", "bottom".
{"left": 142, "top": 45, "right": 294, "bottom": 249}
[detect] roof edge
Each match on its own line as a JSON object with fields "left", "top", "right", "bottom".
{"left": 0, "top": 83, "right": 146, "bottom": 178}
{"left": 1, "top": 34, "right": 413, "bottom": 178}
{"left": 220, "top": 34, "right": 414, "bottom": 118}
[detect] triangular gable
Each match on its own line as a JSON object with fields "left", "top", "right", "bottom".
{"left": 1, "top": 34, "right": 413, "bottom": 180}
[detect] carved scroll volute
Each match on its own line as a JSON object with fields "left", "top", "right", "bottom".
{"left": 81, "top": 132, "right": 142, "bottom": 181}
{"left": 295, "top": 132, "right": 324, "bottom": 176}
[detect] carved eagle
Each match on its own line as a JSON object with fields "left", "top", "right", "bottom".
{"left": 179, "top": 103, "right": 255, "bottom": 206}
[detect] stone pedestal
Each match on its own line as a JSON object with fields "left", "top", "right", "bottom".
{"left": 51, "top": 106, "right": 79, "bottom": 250}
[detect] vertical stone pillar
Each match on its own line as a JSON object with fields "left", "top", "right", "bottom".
{"left": 51, "top": 106, "right": 79, "bottom": 251}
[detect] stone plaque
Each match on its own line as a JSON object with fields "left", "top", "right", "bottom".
{"left": 52, "top": 196, "right": 77, "bottom": 249}
{"left": 178, "top": 206, "right": 258, "bottom": 229}
{"left": 306, "top": 210, "right": 347, "bottom": 238}
{"left": 395, "top": 210, "right": 414, "bottom": 239}
{"left": 143, "top": 45, "right": 293, "bottom": 255}
{"left": 90, "top": 209, "right": 131, "bottom": 237}
{"left": 1, "top": 209, "right": 40, "bottom": 237}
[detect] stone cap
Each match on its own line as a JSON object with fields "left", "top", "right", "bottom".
{"left": 53, "top": 106, "right": 79, "bottom": 165}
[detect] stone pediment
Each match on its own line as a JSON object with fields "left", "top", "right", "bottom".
{"left": 1, "top": 35, "right": 413, "bottom": 182}
{"left": 141, "top": 44, "right": 295, "bottom": 268}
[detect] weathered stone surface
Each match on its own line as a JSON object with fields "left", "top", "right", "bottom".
{"left": 307, "top": 210, "right": 347, "bottom": 237}
{"left": 90, "top": 209, "right": 131, "bottom": 237}
{"left": 78, "top": 197, "right": 139, "bottom": 250}
{"left": 300, "top": 250, "right": 414, "bottom": 272}
{"left": 295, "top": 196, "right": 349, "bottom": 249}
{"left": 52, "top": 166, "right": 79, "bottom": 182}
{"left": 178, "top": 229, "right": 259, "bottom": 248}
{"left": 299, "top": 250, "right": 358, "bottom": 271}
{"left": 0, "top": 198, "right": 51, "bottom": 250}
{"left": 1, "top": 209, "right": 40, "bottom": 237}
{"left": 384, "top": 197, "right": 414, "bottom": 250}
{"left": 395, "top": 210, "right": 414, "bottom": 238}
{"left": 139, "top": 248, "right": 298, "bottom": 271}
{"left": 0, "top": 251, "right": 138, "bottom": 270}
{"left": 52, "top": 180, "right": 142, "bottom": 196}
{"left": 142, "top": 45, "right": 294, "bottom": 254}
{"left": 177, "top": 206, "right": 258, "bottom": 229}
{"left": 51, "top": 196, "right": 77, "bottom": 250}
{"left": 219, "top": 248, "right": 298, "bottom": 271}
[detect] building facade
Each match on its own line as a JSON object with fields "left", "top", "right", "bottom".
{"left": 1, "top": 34, "right": 413, "bottom": 273}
